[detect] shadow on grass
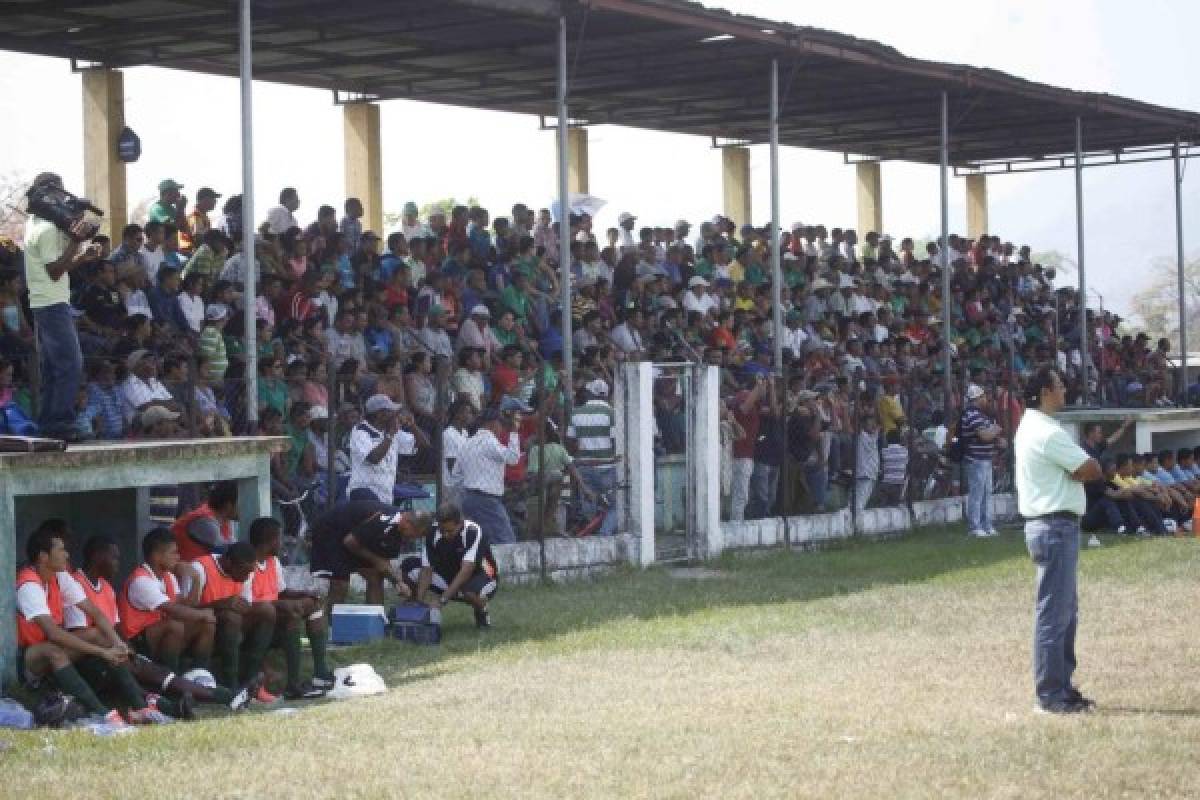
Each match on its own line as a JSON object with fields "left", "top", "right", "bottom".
{"left": 1100, "top": 706, "right": 1200, "bottom": 718}
{"left": 337, "top": 524, "right": 1083, "bottom": 687}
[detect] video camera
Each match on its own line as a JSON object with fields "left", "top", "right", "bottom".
{"left": 25, "top": 175, "right": 103, "bottom": 241}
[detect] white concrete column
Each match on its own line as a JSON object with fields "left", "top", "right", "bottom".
{"left": 966, "top": 173, "right": 988, "bottom": 239}
{"left": 690, "top": 365, "right": 723, "bottom": 560}
{"left": 81, "top": 68, "right": 128, "bottom": 237}
{"left": 622, "top": 362, "right": 656, "bottom": 566}
{"left": 343, "top": 102, "right": 384, "bottom": 235}
{"left": 721, "top": 146, "right": 752, "bottom": 226}
{"left": 855, "top": 161, "right": 883, "bottom": 235}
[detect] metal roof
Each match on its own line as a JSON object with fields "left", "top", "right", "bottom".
{"left": 3, "top": 0, "right": 1198, "bottom": 167}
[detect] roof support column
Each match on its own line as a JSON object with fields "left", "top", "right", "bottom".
{"left": 769, "top": 59, "right": 783, "bottom": 376}
{"left": 81, "top": 68, "right": 127, "bottom": 238}
{"left": 557, "top": 16, "right": 573, "bottom": 400}
{"left": 1075, "top": 116, "right": 1089, "bottom": 405}
{"left": 939, "top": 91, "right": 951, "bottom": 412}
{"left": 555, "top": 126, "right": 589, "bottom": 195}
{"left": 721, "top": 146, "right": 752, "bottom": 227}
{"left": 343, "top": 101, "right": 384, "bottom": 236}
{"left": 1174, "top": 140, "right": 1187, "bottom": 402}
{"left": 854, "top": 160, "right": 882, "bottom": 235}
{"left": 965, "top": 173, "right": 988, "bottom": 240}
{"left": 239, "top": 0, "right": 257, "bottom": 430}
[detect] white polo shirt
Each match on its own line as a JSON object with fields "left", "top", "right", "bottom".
{"left": 1013, "top": 408, "right": 1090, "bottom": 517}
{"left": 346, "top": 420, "right": 417, "bottom": 503}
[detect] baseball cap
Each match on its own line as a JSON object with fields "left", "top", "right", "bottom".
{"left": 197, "top": 187, "right": 221, "bottom": 200}
{"left": 470, "top": 304, "right": 491, "bottom": 318}
{"left": 674, "top": 219, "right": 690, "bottom": 229}
{"left": 140, "top": 406, "right": 180, "bottom": 427}
{"left": 966, "top": 384, "right": 985, "bottom": 400}
{"left": 618, "top": 212, "right": 636, "bottom": 224}
{"left": 688, "top": 276, "right": 709, "bottom": 288}
{"left": 309, "top": 405, "right": 329, "bottom": 420}
{"left": 364, "top": 394, "right": 403, "bottom": 414}
{"left": 403, "top": 201, "right": 419, "bottom": 215}
{"left": 499, "top": 396, "right": 533, "bottom": 414}
{"left": 205, "top": 303, "right": 230, "bottom": 321}
{"left": 158, "top": 179, "right": 184, "bottom": 192}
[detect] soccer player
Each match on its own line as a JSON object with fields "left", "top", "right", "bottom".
{"left": 309, "top": 497, "right": 432, "bottom": 613}
{"left": 172, "top": 480, "right": 239, "bottom": 560}
{"left": 78, "top": 533, "right": 246, "bottom": 713}
{"left": 16, "top": 520, "right": 166, "bottom": 726}
{"left": 187, "top": 541, "right": 278, "bottom": 703}
{"left": 245, "top": 518, "right": 335, "bottom": 699}
{"left": 401, "top": 504, "right": 499, "bottom": 629}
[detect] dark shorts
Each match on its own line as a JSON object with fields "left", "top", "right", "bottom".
{"left": 399, "top": 556, "right": 498, "bottom": 601}
{"left": 310, "top": 535, "right": 361, "bottom": 582}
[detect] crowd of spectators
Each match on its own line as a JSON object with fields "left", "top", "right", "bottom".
{"left": 0, "top": 175, "right": 1191, "bottom": 547}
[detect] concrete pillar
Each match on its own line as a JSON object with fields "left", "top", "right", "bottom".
{"left": 553, "top": 126, "right": 589, "bottom": 195}
{"left": 235, "top": 455, "right": 272, "bottom": 541}
{"left": 721, "top": 146, "right": 752, "bottom": 226}
{"left": 343, "top": 102, "right": 384, "bottom": 235}
{"left": 855, "top": 160, "right": 883, "bottom": 235}
{"left": 966, "top": 173, "right": 988, "bottom": 239}
{"left": 622, "top": 362, "right": 656, "bottom": 566}
{"left": 690, "top": 365, "right": 723, "bottom": 560}
{"left": 81, "top": 68, "right": 128, "bottom": 237}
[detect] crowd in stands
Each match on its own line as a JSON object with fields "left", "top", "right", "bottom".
{"left": 1, "top": 174, "right": 1192, "bottom": 547}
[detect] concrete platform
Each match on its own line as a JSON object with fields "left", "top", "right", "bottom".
{"left": 1054, "top": 408, "right": 1200, "bottom": 453}
{"left": 1, "top": 436, "right": 283, "bottom": 686}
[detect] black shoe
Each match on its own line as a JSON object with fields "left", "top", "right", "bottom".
{"left": 284, "top": 682, "right": 326, "bottom": 700}
{"left": 176, "top": 691, "right": 197, "bottom": 721}
{"left": 1035, "top": 698, "right": 1091, "bottom": 714}
{"left": 473, "top": 608, "right": 491, "bottom": 629}
{"left": 1064, "top": 688, "right": 1096, "bottom": 709}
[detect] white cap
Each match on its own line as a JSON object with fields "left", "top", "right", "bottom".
{"left": 688, "top": 276, "right": 709, "bottom": 288}
{"left": 585, "top": 378, "right": 609, "bottom": 398}
{"left": 470, "top": 304, "right": 490, "bottom": 317}
{"left": 365, "top": 394, "right": 403, "bottom": 414}
{"left": 966, "top": 384, "right": 985, "bottom": 401}
{"left": 309, "top": 405, "right": 329, "bottom": 420}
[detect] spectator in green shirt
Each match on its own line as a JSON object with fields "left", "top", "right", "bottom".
{"left": 257, "top": 355, "right": 289, "bottom": 419}
{"left": 500, "top": 270, "right": 534, "bottom": 329}
{"left": 147, "top": 178, "right": 186, "bottom": 226}
{"left": 197, "top": 303, "right": 230, "bottom": 383}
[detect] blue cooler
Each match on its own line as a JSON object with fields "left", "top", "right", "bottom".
{"left": 390, "top": 604, "right": 442, "bottom": 645}
{"left": 330, "top": 604, "right": 388, "bottom": 645}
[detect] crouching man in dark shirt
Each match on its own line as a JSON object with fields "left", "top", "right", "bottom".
{"left": 401, "top": 504, "right": 499, "bottom": 629}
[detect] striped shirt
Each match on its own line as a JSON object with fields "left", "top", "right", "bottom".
{"left": 459, "top": 429, "right": 521, "bottom": 496}
{"left": 880, "top": 443, "right": 909, "bottom": 485}
{"left": 346, "top": 421, "right": 418, "bottom": 503}
{"left": 568, "top": 400, "right": 616, "bottom": 466}
{"left": 959, "top": 406, "right": 996, "bottom": 461}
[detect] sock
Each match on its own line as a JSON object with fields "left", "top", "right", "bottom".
{"left": 110, "top": 665, "right": 148, "bottom": 710}
{"left": 308, "top": 622, "right": 331, "bottom": 679}
{"left": 240, "top": 620, "right": 274, "bottom": 684}
{"left": 51, "top": 666, "right": 108, "bottom": 715}
{"left": 155, "top": 696, "right": 182, "bottom": 717}
{"left": 284, "top": 625, "right": 302, "bottom": 687}
{"left": 215, "top": 624, "right": 242, "bottom": 690}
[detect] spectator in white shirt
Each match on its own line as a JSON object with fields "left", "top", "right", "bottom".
{"left": 683, "top": 276, "right": 718, "bottom": 316}
{"left": 140, "top": 220, "right": 168, "bottom": 283}
{"left": 609, "top": 308, "right": 645, "bottom": 359}
{"left": 458, "top": 402, "right": 524, "bottom": 544}
{"left": 325, "top": 308, "right": 368, "bottom": 371}
{"left": 399, "top": 201, "right": 429, "bottom": 243}
{"left": 120, "top": 349, "right": 179, "bottom": 424}
{"left": 177, "top": 272, "right": 206, "bottom": 333}
{"left": 345, "top": 394, "right": 427, "bottom": 503}
{"left": 416, "top": 307, "right": 454, "bottom": 361}
{"left": 617, "top": 211, "right": 638, "bottom": 256}
{"left": 265, "top": 187, "right": 300, "bottom": 236}
{"left": 441, "top": 398, "right": 475, "bottom": 507}
{"left": 781, "top": 310, "right": 810, "bottom": 359}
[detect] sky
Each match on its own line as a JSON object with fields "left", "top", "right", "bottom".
{"left": 0, "top": 0, "right": 1197, "bottom": 319}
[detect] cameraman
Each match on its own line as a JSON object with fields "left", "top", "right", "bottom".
{"left": 24, "top": 173, "right": 97, "bottom": 441}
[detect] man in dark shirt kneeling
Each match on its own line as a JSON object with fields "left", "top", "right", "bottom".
{"left": 401, "top": 504, "right": 499, "bottom": 629}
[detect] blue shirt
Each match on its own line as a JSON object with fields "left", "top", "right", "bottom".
{"left": 86, "top": 384, "right": 125, "bottom": 439}
{"left": 1145, "top": 468, "right": 1175, "bottom": 485}
{"left": 467, "top": 224, "right": 492, "bottom": 261}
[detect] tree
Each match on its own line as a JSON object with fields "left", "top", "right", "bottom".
{"left": 382, "top": 196, "right": 479, "bottom": 231}
{"left": 0, "top": 171, "right": 30, "bottom": 243}
{"left": 1129, "top": 254, "right": 1200, "bottom": 348}
{"left": 1030, "top": 249, "right": 1075, "bottom": 280}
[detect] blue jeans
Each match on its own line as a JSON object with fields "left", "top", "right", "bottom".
{"left": 748, "top": 462, "right": 779, "bottom": 519}
{"left": 804, "top": 462, "right": 828, "bottom": 512}
{"left": 461, "top": 489, "right": 516, "bottom": 544}
{"left": 1024, "top": 516, "right": 1080, "bottom": 705}
{"left": 965, "top": 458, "right": 993, "bottom": 532}
{"left": 577, "top": 465, "right": 617, "bottom": 536}
{"left": 33, "top": 303, "right": 83, "bottom": 436}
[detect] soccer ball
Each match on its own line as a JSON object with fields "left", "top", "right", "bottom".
{"left": 182, "top": 668, "right": 216, "bottom": 689}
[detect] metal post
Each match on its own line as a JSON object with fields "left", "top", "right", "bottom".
{"left": 239, "top": 0, "right": 258, "bottom": 431}
{"left": 557, "top": 16, "right": 573, "bottom": 402}
{"left": 1075, "top": 116, "right": 1088, "bottom": 405}
{"left": 769, "top": 58, "right": 784, "bottom": 376}
{"left": 940, "top": 91, "right": 951, "bottom": 413}
{"left": 1174, "top": 140, "right": 1188, "bottom": 403}
{"left": 325, "top": 358, "right": 337, "bottom": 510}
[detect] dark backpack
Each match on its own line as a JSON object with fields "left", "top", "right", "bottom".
{"left": 945, "top": 410, "right": 968, "bottom": 463}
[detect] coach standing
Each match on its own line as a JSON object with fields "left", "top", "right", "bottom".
{"left": 1013, "top": 367, "right": 1102, "bottom": 714}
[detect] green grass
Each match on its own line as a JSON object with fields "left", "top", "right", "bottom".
{"left": 5, "top": 526, "right": 1200, "bottom": 799}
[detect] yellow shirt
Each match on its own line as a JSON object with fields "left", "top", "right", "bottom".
{"left": 877, "top": 394, "right": 905, "bottom": 435}
{"left": 727, "top": 260, "right": 745, "bottom": 283}
{"left": 1112, "top": 474, "right": 1150, "bottom": 489}
{"left": 1013, "top": 409, "right": 1090, "bottom": 517}
{"left": 22, "top": 215, "right": 72, "bottom": 309}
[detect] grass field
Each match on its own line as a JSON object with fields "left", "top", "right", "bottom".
{"left": 5, "top": 524, "right": 1200, "bottom": 799}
